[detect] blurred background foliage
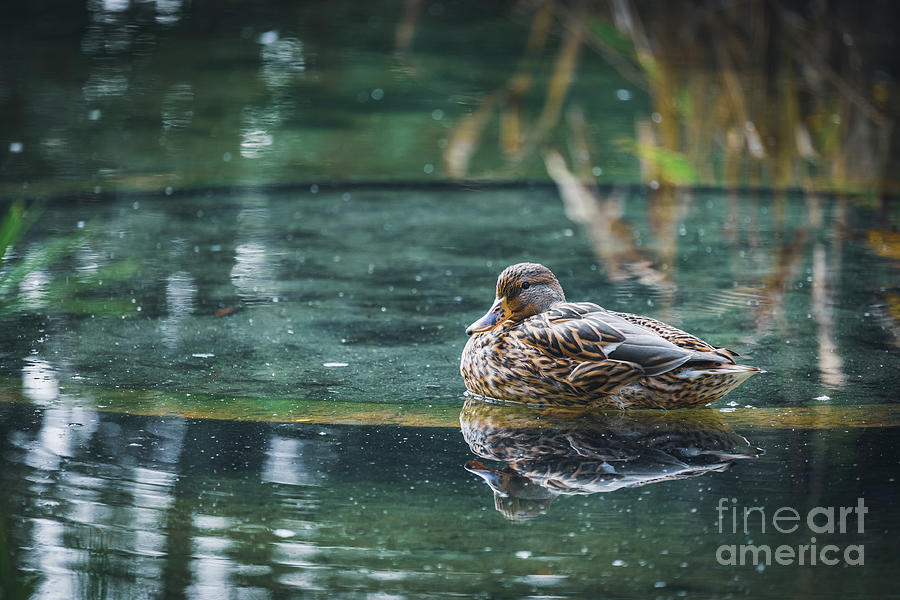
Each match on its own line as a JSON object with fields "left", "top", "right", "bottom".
{"left": 0, "top": 0, "right": 896, "bottom": 197}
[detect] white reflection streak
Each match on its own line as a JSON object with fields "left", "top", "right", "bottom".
{"left": 82, "top": 68, "right": 129, "bottom": 101}
{"left": 23, "top": 373, "right": 99, "bottom": 474}
{"left": 263, "top": 435, "right": 324, "bottom": 590}
{"left": 161, "top": 271, "right": 197, "bottom": 347}
{"left": 154, "top": 0, "right": 183, "bottom": 25}
{"left": 22, "top": 360, "right": 99, "bottom": 469}
{"left": 813, "top": 243, "right": 845, "bottom": 387}
{"left": 262, "top": 437, "right": 302, "bottom": 485}
{"left": 22, "top": 357, "right": 59, "bottom": 404}
{"left": 161, "top": 83, "right": 194, "bottom": 132}
{"left": 19, "top": 269, "right": 50, "bottom": 310}
{"left": 101, "top": 0, "right": 128, "bottom": 11}
{"left": 87, "top": 0, "right": 129, "bottom": 24}
{"left": 28, "top": 519, "right": 75, "bottom": 600}
{"left": 82, "top": 0, "right": 132, "bottom": 58}
{"left": 239, "top": 130, "right": 274, "bottom": 159}
{"left": 230, "top": 242, "right": 268, "bottom": 292}
{"left": 75, "top": 244, "right": 104, "bottom": 275}
{"left": 127, "top": 420, "right": 185, "bottom": 588}
{"left": 187, "top": 519, "right": 235, "bottom": 598}
{"left": 260, "top": 37, "right": 306, "bottom": 89}
{"left": 262, "top": 437, "right": 321, "bottom": 486}
{"left": 131, "top": 467, "right": 179, "bottom": 547}
{"left": 22, "top": 376, "right": 99, "bottom": 599}
{"left": 186, "top": 555, "right": 233, "bottom": 599}
{"left": 239, "top": 108, "right": 280, "bottom": 158}
{"left": 25, "top": 405, "right": 98, "bottom": 473}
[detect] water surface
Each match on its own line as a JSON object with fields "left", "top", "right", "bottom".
{"left": 1, "top": 185, "right": 898, "bottom": 598}
{"left": 2, "top": 187, "right": 897, "bottom": 407}
{"left": 1, "top": 398, "right": 898, "bottom": 599}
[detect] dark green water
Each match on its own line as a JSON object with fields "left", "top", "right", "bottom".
{"left": 1, "top": 187, "right": 897, "bottom": 406}
{"left": 0, "top": 1, "right": 642, "bottom": 193}
{"left": 1, "top": 400, "right": 898, "bottom": 599}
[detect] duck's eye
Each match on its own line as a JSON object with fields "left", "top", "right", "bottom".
{"left": 520, "top": 281, "right": 530, "bottom": 290}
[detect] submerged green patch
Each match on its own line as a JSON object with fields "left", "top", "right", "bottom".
{"left": 2, "top": 381, "right": 898, "bottom": 430}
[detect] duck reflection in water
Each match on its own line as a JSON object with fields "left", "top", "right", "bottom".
{"left": 461, "top": 397, "right": 762, "bottom": 520}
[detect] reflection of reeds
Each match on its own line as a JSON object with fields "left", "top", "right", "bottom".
{"left": 603, "top": 0, "right": 894, "bottom": 193}
{"left": 72, "top": 527, "right": 114, "bottom": 600}
{"left": 543, "top": 150, "right": 672, "bottom": 293}
{"left": 442, "top": 0, "right": 894, "bottom": 193}
{"left": 0, "top": 202, "right": 139, "bottom": 316}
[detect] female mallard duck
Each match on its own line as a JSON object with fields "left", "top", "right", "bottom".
{"left": 460, "top": 263, "right": 760, "bottom": 408}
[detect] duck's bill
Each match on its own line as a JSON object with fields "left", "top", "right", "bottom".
{"left": 464, "top": 460, "right": 507, "bottom": 493}
{"left": 465, "top": 298, "right": 506, "bottom": 335}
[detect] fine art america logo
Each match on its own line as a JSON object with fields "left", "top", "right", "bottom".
{"left": 715, "top": 497, "right": 867, "bottom": 567}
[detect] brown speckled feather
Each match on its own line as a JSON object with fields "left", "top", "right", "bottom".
{"left": 567, "top": 359, "right": 645, "bottom": 395}
{"left": 518, "top": 310, "right": 625, "bottom": 361}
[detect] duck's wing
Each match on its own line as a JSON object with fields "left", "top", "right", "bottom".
{"left": 519, "top": 304, "right": 729, "bottom": 378}
{"left": 609, "top": 311, "right": 738, "bottom": 362}
{"left": 519, "top": 303, "right": 626, "bottom": 361}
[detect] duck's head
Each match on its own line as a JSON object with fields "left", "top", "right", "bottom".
{"left": 465, "top": 263, "right": 565, "bottom": 335}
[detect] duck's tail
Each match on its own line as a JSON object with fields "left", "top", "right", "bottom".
{"left": 633, "top": 363, "right": 762, "bottom": 408}
{"left": 679, "top": 363, "right": 762, "bottom": 382}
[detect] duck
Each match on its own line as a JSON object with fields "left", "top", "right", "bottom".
{"left": 460, "top": 263, "right": 761, "bottom": 408}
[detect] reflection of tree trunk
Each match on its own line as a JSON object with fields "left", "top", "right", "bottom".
{"left": 813, "top": 193, "right": 846, "bottom": 389}
{"left": 745, "top": 227, "right": 807, "bottom": 340}
{"left": 444, "top": 93, "right": 501, "bottom": 179}
{"left": 813, "top": 242, "right": 844, "bottom": 388}
{"left": 394, "top": 0, "right": 421, "bottom": 55}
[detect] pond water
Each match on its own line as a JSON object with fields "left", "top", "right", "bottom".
{"left": 1, "top": 186, "right": 898, "bottom": 599}
{"left": 1, "top": 186, "right": 898, "bottom": 408}
{"left": 0, "top": 398, "right": 898, "bottom": 599}
{"left": 2, "top": 0, "right": 899, "bottom": 598}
